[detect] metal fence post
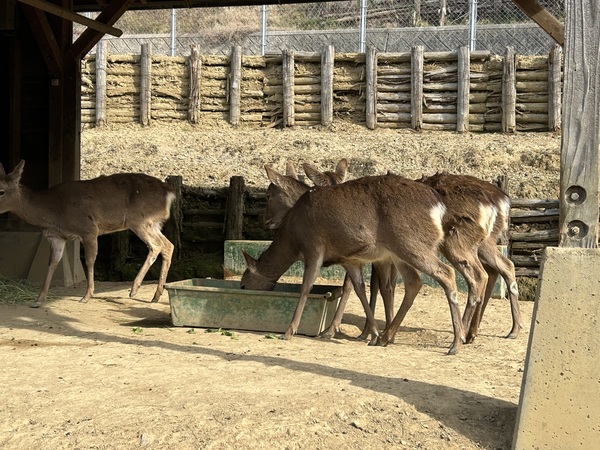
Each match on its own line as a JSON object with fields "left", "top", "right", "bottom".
{"left": 170, "top": 9, "right": 177, "bottom": 56}
{"left": 468, "top": 0, "right": 478, "bottom": 50}
{"left": 261, "top": 5, "right": 267, "bottom": 56}
{"left": 359, "top": 0, "right": 367, "bottom": 53}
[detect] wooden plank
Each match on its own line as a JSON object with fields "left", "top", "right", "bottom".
{"left": 188, "top": 45, "right": 202, "bottom": 124}
{"left": 511, "top": 0, "right": 564, "bottom": 45}
{"left": 225, "top": 176, "right": 245, "bottom": 240}
{"left": 365, "top": 46, "right": 377, "bottom": 130}
{"left": 502, "top": 47, "right": 516, "bottom": 133}
{"left": 548, "top": 44, "right": 562, "bottom": 132}
{"left": 139, "top": 43, "right": 151, "bottom": 126}
{"left": 559, "top": 2, "right": 600, "bottom": 248}
{"left": 283, "top": 49, "right": 294, "bottom": 127}
{"left": 321, "top": 45, "right": 334, "bottom": 126}
{"left": 95, "top": 40, "right": 107, "bottom": 126}
{"left": 411, "top": 45, "right": 424, "bottom": 131}
{"left": 229, "top": 45, "right": 242, "bottom": 126}
{"left": 456, "top": 46, "right": 469, "bottom": 133}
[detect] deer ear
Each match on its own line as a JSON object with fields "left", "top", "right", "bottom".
{"left": 303, "top": 163, "right": 328, "bottom": 187}
{"left": 6, "top": 160, "right": 25, "bottom": 183}
{"left": 241, "top": 250, "right": 258, "bottom": 272}
{"left": 264, "top": 164, "right": 287, "bottom": 188}
{"left": 285, "top": 160, "right": 298, "bottom": 180}
{"left": 335, "top": 159, "right": 348, "bottom": 182}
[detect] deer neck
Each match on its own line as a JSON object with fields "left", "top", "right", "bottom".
{"left": 13, "top": 186, "right": 61, "bottom": 229}
{"left": 256, "top": 234, "right": 300, "bottom": 281}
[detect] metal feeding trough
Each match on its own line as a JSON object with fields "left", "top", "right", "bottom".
{"left": 165, "top": 278, "right": 343, "bottom": 336}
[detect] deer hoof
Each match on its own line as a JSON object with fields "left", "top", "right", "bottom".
{"left": 446, "top": 345, "right": 459, "bottom": 356}
{"left": 30, "top": 302, "right": 41, "bottom": 309}
{"left": 505, "top": 330, "right": 519, "bottom": 339}
{"left": 317, "top": 329, "right": 335, "bottom": 339}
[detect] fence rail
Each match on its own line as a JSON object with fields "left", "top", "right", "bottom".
{"left": 81, "top": 42, "right": 563, "bottom": 132}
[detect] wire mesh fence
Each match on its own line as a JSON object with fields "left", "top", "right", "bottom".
{"left": 77, "top": 0, "right": 564, "bottom": 56}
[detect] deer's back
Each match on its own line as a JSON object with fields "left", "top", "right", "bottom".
{"left": 45, "top": 173, "right": 175, "bottom": 235}
{"left": 420, "top": 172, "right": 510, "bottom": 238}
{"left": 278, "top": 174, "right": 445, "bottom": 256}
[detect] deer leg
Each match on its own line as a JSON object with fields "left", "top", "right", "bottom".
{"left": 283, "top": 261, "right": 322, "bottom": 340}
{"left": 342, "top": 264, "right": 380, "bottom": 345}
{"left": 357, "top": 264, "right": 382, "bottom": 341}
{"left": 402, "top": 252, "right": 462, "bottom": 355}
{"left": 129, "top": 225, "right": 163, "bottom": 299}
{"left": 80, "top": 236, "right": 99, "bottom": 303}
{"left": 473, "top": 239, "right": 521, "bottom": 340}
{"left": 318, "top": 273, "right": 353, "bottom": 339}
{"left": 441, "top": 244, "right": 488, "bottom": 343}
{"left": 150, "top": 232, "right": 174, "bottom": 303}
{"left": 377, "top": 262, "right": 422, "bottom": 346}
{"left": 31, "top": 236, "right": 66, "bottom": 308}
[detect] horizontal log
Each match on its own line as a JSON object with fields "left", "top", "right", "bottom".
{"left": 516, "top": 70, "right": 549, "bottom": 81}
{"left": 377, "top": 92, "right": 412, "bottom": 102}
{"left": 516, "top": 56, "right": 548, "bottom": 70}
{"left": 377, "top": 112, "right": 412, "bottom": 122}
{"left": 511, "top": 228, "right": 559, "bottom": 242}
{"left": 511, "top": 254, "right": 544, "bottom": 267}
{"left": 376, "top": 122, "right": 413, "bottom": 129}
{"left": 515, "top": 267, "right": 540, "bottom": 277}
{"left": 515, "top": 102, "right": 549, "bottom": 113}
{"left": 516, "top": 113, "right": 549, "bottom": 123}
{"left": 511, "top": 199, "right": 559, "bottom": 209}
{"left": 511, "top": 208, "right": 559, "bottom": 222}
{"left": 516, "top": 81, "right": 548, "bottom": 92}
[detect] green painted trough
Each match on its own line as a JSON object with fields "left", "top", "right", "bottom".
{"left": 224, "top": 240, "right": 508, "bottom": 298}
{"left": 165, "top": 278, "right": 343, "bottom": 336}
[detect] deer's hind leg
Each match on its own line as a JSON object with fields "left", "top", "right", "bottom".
{"left": 80, "top": 234, "right": 100, "bottom": 303}
{"left": 318, "top": 273, "right": 353, "bottom": 339}
{"left": 151, "top": 231, "right": 174, "bottom": 302}
{"left": 377, "top": 261, "right": 422, "bottom": 346}
{"left": 129, "top": 223, "right": 169, "bottom": 301}
{"left": 471, "top": 238, "right": 521, "bottom": 341}
{"left": 31, "top": 236, "right": 67, "bottom": 308}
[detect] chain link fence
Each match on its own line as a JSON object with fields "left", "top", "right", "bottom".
{"left": 79, "top": 0, "right": 564, "bottom": 56}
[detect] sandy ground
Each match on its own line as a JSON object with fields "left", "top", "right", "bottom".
{"left": 0, "top": 280, "right": 533, "bottom": 450}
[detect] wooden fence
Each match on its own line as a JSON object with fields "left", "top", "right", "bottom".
{"left": 100, "top": 175, "right": 558, "bottom": 281}
{"left": 81, "top": 42, "right": 563, "bottom": 132}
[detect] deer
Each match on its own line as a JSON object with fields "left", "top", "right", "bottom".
{"left": 241, "top": 173, "right": 466, "bottom": 355}
{"left": 264, "top": 163, "right": 521, "bottom": 346}
{"left": 264, "top": 160, "right": 401, "bottom": 341}
{"left": 0, "top": 160, "right": 175, "bottom": 308}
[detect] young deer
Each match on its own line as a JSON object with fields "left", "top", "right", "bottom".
{"left": 0, "top": 160, "right": 175, "bottom": 307}
{"left": 241, "top": 173, "right": 466, "bottom": 355}
{"left": 419, "top": 172, "right": 521, "bottom": 342}
{"left": 376, "top": 172, "right": 522, "bottom": 346}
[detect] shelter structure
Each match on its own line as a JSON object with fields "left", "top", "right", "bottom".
{"left": 0, "top": 2, "right": 598, "bottom": 447}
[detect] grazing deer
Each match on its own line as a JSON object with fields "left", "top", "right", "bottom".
{"left": 0, "top": 160, "right": 175, "bottom": 307}
{"left": 241, "top": 173, "right": 466, "bottom": 355}
{"left": 419, "top": 172, "right": 521, "bottom": 342}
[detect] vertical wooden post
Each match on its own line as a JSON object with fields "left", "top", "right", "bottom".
{"left": 95, "top": 39, "right": 107, "bottom": 126}
{"left": 188, "top": 45, "right": 202, "bottom": 124}
{"left": 140, "top": 43, "right": 152, "bottom": 126}
{"left": 411, "top": 45, "right": 424, "bottom": 131}
{"left": 548, "top": 44, "right": 562, "bottom": 132}
{"left": 559, "top": 4, "right": 599, "bottom": 248}
{"left": 283, "top": 49, "right": 295, "bottom": 127}
{"left": 225, "top": 176, "right": 245, "bottom": 240}
{"left": 502, "top": 46, "right": 516, "bottom": 133}
{"left": 321, "top": 45, "right": 334, "bottom": 126}
{"left": 456, "top": 45, "right": 470, "bottom": 133}
{"left": 365, "top": 45, "right": 377, "bottom": 130}
{"left": 229, "top": 45, "right": 242, "bottom": 126}
{"left": 164, "top": 175, "right": 183, "bottom": 260}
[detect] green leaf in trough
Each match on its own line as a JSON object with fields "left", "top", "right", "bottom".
{"left": 132, "top": 327, "right": 143, "bottom": 334}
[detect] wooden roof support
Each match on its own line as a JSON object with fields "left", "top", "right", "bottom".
{"left": 559, "top": 2, "right": 599, "bottom": 247}
{"left": 20, "top": 3, "right": 62, "bottom": 75}
{"left": 511, "top": 0, "right": 564, "bottom": 45}
{"left": 17, "top": 0, "right": 122, "bottom": 37}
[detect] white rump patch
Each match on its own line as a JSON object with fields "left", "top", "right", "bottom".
{"left": 430, "top": 202, "right": 446, "bottom": 240}
{"left": 478, "top": 204, "right": 497, "bottom": 238}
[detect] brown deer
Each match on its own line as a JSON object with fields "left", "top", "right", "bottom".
{"left": 264, "top": 163, "right": 521, "bottom": 346}
{"left": 0, "top": 160, "right": 175, "bottom": 307}
{"left": 419, "top": 172, "right": 521, "bottom": 342}
{"left": 241, "top": 173, "right": 466, "bottom": 355}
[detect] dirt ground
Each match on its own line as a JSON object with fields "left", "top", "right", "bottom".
{"left": 0, "top": 280, "right": 533, "bottom": 450}
{"left": 1, "top": 123, "right": 558, "bottom": 449}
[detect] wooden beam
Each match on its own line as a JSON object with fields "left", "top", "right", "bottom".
{"left": 70, "top": 0, "right": 129, "bottom": 58}
{"left": 558, "top": 1, "right": 600, "bottom": 247}
{"left": 511, "top": 0, "right": 564, "bottom": 45}
{"left": 20, "top": 4, "right": 61, "bottom": 75}
{"left": 17, "top": 0, "right": 122, "bottom": 37}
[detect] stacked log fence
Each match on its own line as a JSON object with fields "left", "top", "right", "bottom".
{"left": 103, "top": 177, "right": 563, "bottom": 281}
{"left": 81, "top": 42, "right": 563, "bottom": 132}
